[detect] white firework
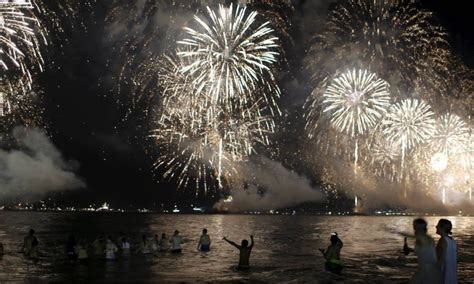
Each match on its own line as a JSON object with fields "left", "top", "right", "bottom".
{"left": 429, "top": 113, "right": 469, "bottom": 156}
{"left": 323, "top": 69, "right": 391, "bottom": 137}
{"left": 177, "top": 3, "right": 280, "bottom": 110}
{"left": 0, "top": 1, "right": 45, "bottom": 90}
{"left": 382, "top": 99, "right": 435, "bottom": 164}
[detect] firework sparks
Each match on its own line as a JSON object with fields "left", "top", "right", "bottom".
{"left": 429, "top": 113, "right": 469, "bottom": 156}
{"left": 306, "top": 0, "right": 450, "bottom": 100}
{"left": 322, "top": 69, "right": 391, "bottom": 137}
{"left": 370, "top": 134, "right": 400, "bottom": 179}
{"left": 382, "top": 99, "right": 435, "bottom": 167}
{"left": 153, "top": 98, "right": 274, "bottom": 194}
{"left": 177, "top": 3, "right": 281, "bottom": 111}
{"left": 0, "top": 1, "right": 45, "bottom": 91}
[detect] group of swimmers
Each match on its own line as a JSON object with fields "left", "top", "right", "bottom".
{"left": 0, "top": 218, "right": 459, "bottom": 282}
{"left": 0, "top": 228, "right": 255, "bottom": 270}
{"left": 63, "top": 229, "right": 209, "bottom": 261}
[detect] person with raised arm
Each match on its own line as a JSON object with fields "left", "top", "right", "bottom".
{"left": 223, "top": 235, "right": 254, "bottom": 270}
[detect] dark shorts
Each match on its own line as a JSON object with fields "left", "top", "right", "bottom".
{"left": 200, "top": 244, "right": 210, "bottom": 252}
{"left": 171, "top": 249, "right": 182, "bottom": 253}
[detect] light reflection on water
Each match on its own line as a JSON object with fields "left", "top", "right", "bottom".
{"left": 0, "top": 212, "right": 472, "bottom": 283}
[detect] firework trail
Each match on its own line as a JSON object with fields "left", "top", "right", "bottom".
{"left": 0, "top": 1, "right": 45, "bottom": 92}
{"left": 177, "top": 3, "right": 281, "bottom": 112}
{"left": 382, "top": 99, "right": 435, "bottom": 169}
{"left": 153, "top": 98, "right": 274, "bottom": 194}
{"left": 306, "top": 0, "right": 450, "bottom": 99}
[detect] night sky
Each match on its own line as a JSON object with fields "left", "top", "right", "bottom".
{"left": 27, "top": 0, "right": 474, "bottom": 209}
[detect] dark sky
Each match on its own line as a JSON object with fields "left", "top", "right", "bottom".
{"left": 35, "top": 0, "right": 473, "bottom": 208}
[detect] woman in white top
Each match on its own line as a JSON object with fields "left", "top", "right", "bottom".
{"left": 436, "top": 219, "right": 458, "bottom": 284}
{"left": 409, "top": 218, "right": 441, "bottom": 284}
{"left": 105, "top": 237, "right": 118, "bottom": 260}
{"left": 170, "top": 230, "right": 183, "bottom": 253}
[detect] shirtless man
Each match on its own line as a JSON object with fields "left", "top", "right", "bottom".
{"left": 223, "top": 235, "right": 254, "bottom": 270}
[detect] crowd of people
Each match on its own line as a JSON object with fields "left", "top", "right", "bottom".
{"left": 0, "top": 218, "right": 459, "bottom": 283}
{"left": 0, "top": 228, "right": 253, "bottom": 271}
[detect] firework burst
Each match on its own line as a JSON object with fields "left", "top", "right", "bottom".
{"left": 322, "top": 69, "right": 391, "bottom": 137}
{"left": 429, "top": 113, "right": 469, "bottom": 156}
{"left": 177, "top": 3, "right": 281, "bottom": 111}
{"left": 307, "top": 0, "right": 450, "bottom": 99}
{"left": 382, "top": 99, "right": 435, "bottom": 165}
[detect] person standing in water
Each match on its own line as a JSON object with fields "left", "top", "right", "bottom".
{"left": 319, "top": 232, "right": 343, "bottom": 273}
{"left": 92, "top": 235, "right": 105, "bottom": 259}
{"left": 23, "top": 229, "right": 39, "bottom": 259}
{"left": 223, "top": 235, "right": 254, "bottom": 270}
{"left": 158, "top": 233, "right": 168, "bottom": 252}
{"left": 170, "top": 230, "right": 183, "bottom": 253}
{"left": 138, "top": 235, "right": 152, "bottom": 254}
{"left": 121, "top": 237, "right": 131, "bottom": 257}
{"left": 76, "top": 239, "right": 88, "bottom": 263}
{"left": 407, "top": 218, "right": 441, "bottom": 284}
{"left": 105, "top": 236, "right": 118, "bottom": 260}
{"left": 152, "top": 234, "right": 160, "bottom": 253}
{"left": 22, "top": 229, "right": 35, "bottom": 256}
{"left": 197, "top": 229, "right": 211, "bottom": 252}
{"left": 436, "top": 219, "right": 458, "bottom": 284}
{"left": 0, "top": 241, "right": 4, "bottom": 256}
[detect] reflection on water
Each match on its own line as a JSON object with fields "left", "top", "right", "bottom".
{"left": 0, "top": 212, "right": 473, "bottom": 283}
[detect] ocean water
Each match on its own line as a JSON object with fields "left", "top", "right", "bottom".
{"left": 0, "top": 212, "right": 472, "bottom": 283}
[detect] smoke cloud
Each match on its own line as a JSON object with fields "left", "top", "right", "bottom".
{"left": 0, "top": 127, "right": 85, "bottom": 200}
{"left": 215, "top": 157, "right": 324, "bottom": 211}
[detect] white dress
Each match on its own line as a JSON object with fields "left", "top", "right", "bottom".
{"left": 410, "top": 243, "right": 442, "bottom": 284}
{"left": 441, "top": 236, "right": 457, "bottom": 284}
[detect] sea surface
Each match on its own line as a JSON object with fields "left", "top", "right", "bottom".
{"left": 0, "top": 212, "right": 472, "bottom": 283}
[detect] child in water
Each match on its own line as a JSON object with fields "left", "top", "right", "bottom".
{"left": 319, "top": 232, "right": 343, "bottom": 273}
{"left": 197, "top": 229, "right": 211, "bottom": 252}
{"left": 223, "top": 235, "right": 254, "bottom": 270}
